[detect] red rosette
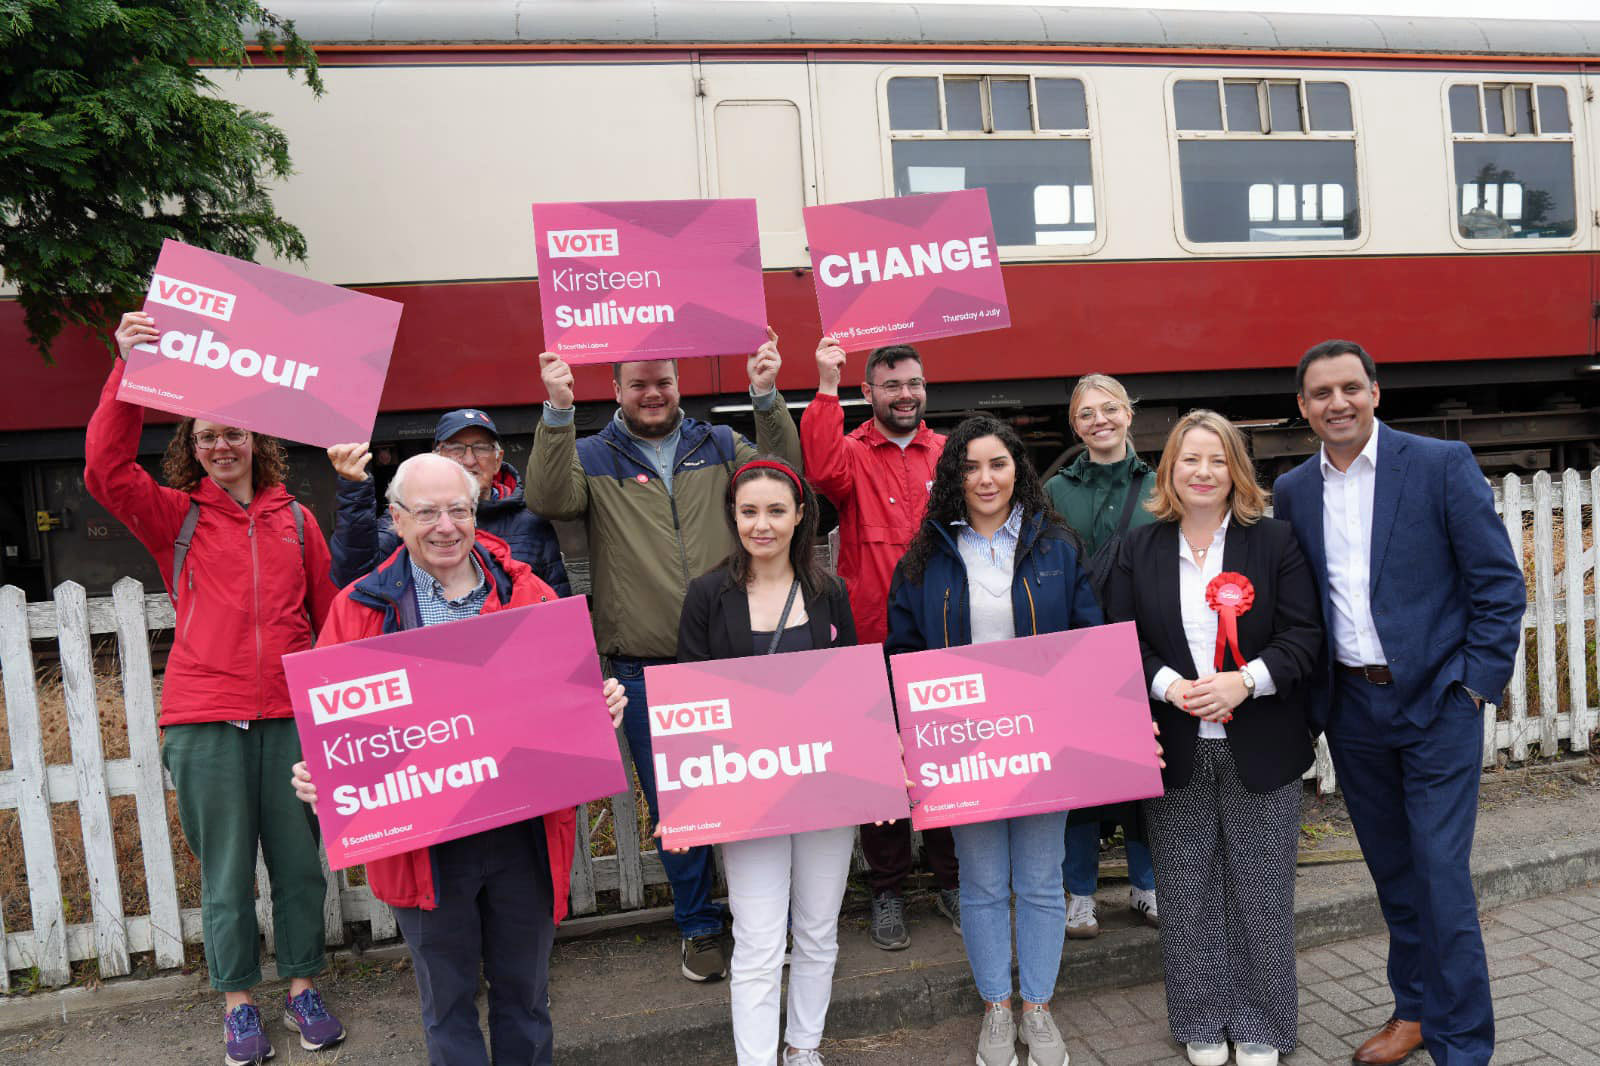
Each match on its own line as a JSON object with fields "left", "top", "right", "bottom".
{"left": 1205, "top": 572, "right": 1255, "bottom": 671}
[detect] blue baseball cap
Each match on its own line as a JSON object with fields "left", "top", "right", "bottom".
{"left": 433, "top": 409, "right": 501, "bottom": 444}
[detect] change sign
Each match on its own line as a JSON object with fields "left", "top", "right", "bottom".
{"left": 118, "top": 239, "right": 402, "bottom": 447}
{"left": 285, "top": 597, "right": 627, "bottom": 870}
{"left": 532, "top": 198, "right": 769, "bottom": 365}
{"left": 803, "top": 188, "right": 1010, "bottom": 352}
{"left": 890, "top": 623, "right": 1163, "bottom": 830}
{"left": 645, "top": 644, "right": 909, "bottom": 849}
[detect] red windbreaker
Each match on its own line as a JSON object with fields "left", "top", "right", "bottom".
{"left": 316, "top": 534, "right": 576, "bottom": 922}
{"left": 84, "top": 361, "right": 337, "bottom": 726}
{"left": 800, "top": 393, "right": 945, "bottom": 645}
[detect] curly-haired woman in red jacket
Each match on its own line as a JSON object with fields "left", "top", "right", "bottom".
{"left": 85, "top": 311, "right": 345, "bottom": 1066}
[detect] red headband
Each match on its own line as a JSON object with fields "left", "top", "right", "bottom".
{"left": 731, "top": 459, "right": 805, "bottom": 497}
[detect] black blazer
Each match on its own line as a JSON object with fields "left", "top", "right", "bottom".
{"left": 677, "top": 566, "right": 858, "bottom": 663}
{"left": 1103, "top": 516, "right": 1323, "bottom": 793}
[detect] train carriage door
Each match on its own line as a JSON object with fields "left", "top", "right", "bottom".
{"left": 697, "top": 56, "right": 820, "bottom": 268}
{"left": 1588, "top": 68, "right": 1599, "bottom": 356}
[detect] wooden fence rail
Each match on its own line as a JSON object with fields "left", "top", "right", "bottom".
{"left": 1, "top": 468, "right": 1595, "bottom": 989}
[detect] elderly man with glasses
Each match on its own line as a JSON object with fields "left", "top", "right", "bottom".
{"left": 326, "top": 409, "right": 568, "bottom": 594}
{"left": 291, "top": 452, "right": 625, "bottom": 1066}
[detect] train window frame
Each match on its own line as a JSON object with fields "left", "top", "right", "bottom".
{"left": 875, "top": 65, "right": 1108, "bottom": 260}
{"left": 1163, "top": 70, "right": 1370, "bottom": 256}
{"left": 1441, "top": 79, "right": 1583, "bottom": 251}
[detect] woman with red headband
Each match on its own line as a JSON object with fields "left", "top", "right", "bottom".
{"left": 674, "top": 455, "right": 858, "bottom": 1066}
{"left": 1101, "top": 410, "right": 1322, "bottom": 1066}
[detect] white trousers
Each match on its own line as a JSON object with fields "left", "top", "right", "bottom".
{"left": 723, "top": 826, "right": 856, "bottom": 1065}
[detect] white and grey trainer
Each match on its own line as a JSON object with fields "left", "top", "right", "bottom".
{"left": 976, "top": 1002, "right": 1019, "bottom": 1066}
{"left": 1018, "top": 1006, "right": 1069, "bottom": 1066}
{"left": 1185, "top": 1041, "right": 1228, "bottom": 1066}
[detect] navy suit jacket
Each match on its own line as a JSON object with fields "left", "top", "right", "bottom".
{"left": 1271, "top": 423, "right": 1525, "bottom": 733}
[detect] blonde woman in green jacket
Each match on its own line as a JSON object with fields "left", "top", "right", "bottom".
{"left": 1043, "top": 373, "right": 1160, "bottom": 938}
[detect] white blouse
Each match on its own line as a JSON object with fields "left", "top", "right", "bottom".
{"left": 1149, "top": 516, "right": 1276, "bottom": 739}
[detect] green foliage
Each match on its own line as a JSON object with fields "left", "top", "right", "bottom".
{"left": 0, "top": 0, "right": 322, "bottom": 361}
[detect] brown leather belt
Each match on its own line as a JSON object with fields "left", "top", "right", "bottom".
{"left": 1338, "top": 663, "right": 1394, "bottom": 685}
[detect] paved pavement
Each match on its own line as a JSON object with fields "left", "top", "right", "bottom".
{"left": 820, "top": 880, "right": 1600, "bottom": 1066}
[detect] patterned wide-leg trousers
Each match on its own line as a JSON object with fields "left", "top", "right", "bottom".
{"left": 1144, "top": 738, "right": 1303, "bottom": 1053}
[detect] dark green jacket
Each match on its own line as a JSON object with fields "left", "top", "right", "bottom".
{"left": 1044, "top": 449, "right": 1157, "bottom": 559}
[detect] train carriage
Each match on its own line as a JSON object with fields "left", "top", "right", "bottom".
{"left": 3, "top": 0, "right": 1599, "bottom": 594}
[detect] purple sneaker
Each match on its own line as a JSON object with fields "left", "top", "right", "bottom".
{"left": 223, "top": 1003, "right": 275, "bottom": 1065}
{"left": 283, "top": 987, "right": 346, "bottom": 1051}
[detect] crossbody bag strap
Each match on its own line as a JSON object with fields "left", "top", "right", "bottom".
{"left": 1114, "top": 471, "right": 1145, "bottom": 536}
{"left": 765, "top": 579, "right": 801, "bottom": 655}
{"left": 170, "top": 499, "right": 202, "bottom": 609}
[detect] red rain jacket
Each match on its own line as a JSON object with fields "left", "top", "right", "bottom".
{"left": 800, "top": 393, "right": 945, "bottom": 645}
{"left": 84, "top": 361, "right": 337, "bottom": 726}
{"left": 316, "top": 534, "right": 576, "bottom": 922}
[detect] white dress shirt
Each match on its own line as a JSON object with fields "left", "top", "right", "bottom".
{"left": 1151, "top": 515, "right": 1276, "bottom": 739}
{"left": 1320, "top": 422, "right": 1388, "bottom": 668}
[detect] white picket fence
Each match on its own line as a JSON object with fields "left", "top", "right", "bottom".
{"left": 0, "top": 468, "right": 1595, "bottom": 989}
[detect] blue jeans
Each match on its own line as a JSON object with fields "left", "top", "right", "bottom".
{"left": 1064, "top": 821, "right": 1155, "bottom": 895}
{"left": 951, "top": 811, "right": 1069, "bottom": 1005}
{"left": 611, "top": 655, "right": 723, "bottom": 939}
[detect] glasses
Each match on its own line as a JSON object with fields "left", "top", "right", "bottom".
{"left": 1073, "top": 401, "right": 1127, "bottom": 424}
{"left": 193, "top": 429, "right": 249, "bottom": 450}
{"left": 395, "top": 502, "right": 476, "bottom": 525}
{"left": 436, "top": 442, "right": 500, "bottom": 461}
{"left": 865, "top": 378, "right": 926, "bottom": 395}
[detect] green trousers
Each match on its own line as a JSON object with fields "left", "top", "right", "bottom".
{"left": 162, "top": 718, "right": 328, "bottom": 991}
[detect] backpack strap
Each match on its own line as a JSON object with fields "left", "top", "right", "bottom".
{"left": 170, "top": 499, "right": 201, "bottom": 609}
{"left": 289, "top": 499, "right": 306, "bottom": 559}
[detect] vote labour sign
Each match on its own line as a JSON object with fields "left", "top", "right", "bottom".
{"left": 283, "top": 597, "right": 626, "bottom": 870}
{"left": 890, "top": 623, "right": 1163, "bottom": 830}
{"left": 117, "top": 240, "right": 402, "bottom": 448}
{"left": 803, "top": 188, "right": 1010, "bottom": 352}
{"left": 532, "top": 198, "right": 768, "bottom": 365}
{"left": 644, "top": 644, "right": 909, "bottom": 849}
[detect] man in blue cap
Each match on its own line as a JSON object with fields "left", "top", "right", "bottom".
{"left": 326, "top": 411, "right": 569, "bottom": 593}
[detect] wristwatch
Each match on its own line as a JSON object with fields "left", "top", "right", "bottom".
{"left": 1239, "top": 668, "right": 1256, "bottom": 698}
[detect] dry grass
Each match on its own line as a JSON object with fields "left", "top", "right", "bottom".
{"left": 1514, "top": 510, "right": 1599, "bottom": 756}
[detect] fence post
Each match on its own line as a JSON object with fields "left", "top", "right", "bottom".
{"left": 55, "top": 581, "right": 132, "bottom": 978}
{"left": 569, "top": 802, "right": 598, "bottom": 916}
{"left": 1531, "top": 472, "right": 1559, "bottom": 756}
{"left": 110, "top": 578, "right": 186, "bottom": 970}
{"left": 1562, "top": 469, "right": 1590, "bottom": 753}
{"left": 609, "top": 738, "right": 646, "bottom": 912}
{"left": 1501, "top": 474, "right": 1531, "bottom": 761}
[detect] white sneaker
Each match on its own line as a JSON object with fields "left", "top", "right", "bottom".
{"left": 1234, "top": 1042, "right": 1278, "bottom": 1066}
{"left": 1185, "top": 1042, "right": 1228, "bottom": 1066}
{"left": 783, "top": 1048, "right": 825, "bottom": 1066}
{"left": 1065, "top": 894, "right": 1099, "bottom": 939}
{"left": 1129, "top": 886, "right": 1159, "bottom": 927}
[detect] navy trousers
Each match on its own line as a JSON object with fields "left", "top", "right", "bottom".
{"left": 392, "top": 821, "right": 556, "bottom": 1066}
{"left": 1327, "top": 677, "right": 1492, "bottom": 1066}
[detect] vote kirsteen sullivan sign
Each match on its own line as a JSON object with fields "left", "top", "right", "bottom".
{"left": 890, "top": 622, "right": 1163, "bottom": 830}
{"left": 284, "top": 597, "right": 626, "bottom": 870}
{"left": 532, "top": 198, "right": 769, "bottom": 365}
{"left": 119, "top": 240, "right": 402, "bottom": 448}
{"left": 644, "top": 643, "right": 910, "bottom": 849}
{"left": 803, "top": 188, "right": 1010, "bottom": 352}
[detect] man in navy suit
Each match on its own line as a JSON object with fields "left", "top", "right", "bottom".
{"left": 1272, "top": 341, "right": 1524, "bottom": 1066}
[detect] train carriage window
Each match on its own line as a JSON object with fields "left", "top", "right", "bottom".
{"left": 1171, "top": 77, "right": 1360, "bottom": 244}
{"left": 1448, "top": 82, "right": 1576, "bottom": 241}
{"left": 885, "top": 74, "right": 1099, "bottom": 248}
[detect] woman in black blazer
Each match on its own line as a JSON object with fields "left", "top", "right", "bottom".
{"left": 675, "top": 455, "right": 858, "bottom": 1066}
{"left": 1103, "top": 411, "right": 1322, "bottom": 1066}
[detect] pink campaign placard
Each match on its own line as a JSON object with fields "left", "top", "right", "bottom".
{"left": 644, "top": 644, "right": 910, "bottom": 849}
{"left": 532, "top": 198, "right": 769, "bottom": 365}
{"left": 890, "top": 623, "right": 1163, "bottom": 830}
{"left": 804, "top": 188, "right": 1010, "bottom": 352}
{"left": 284, "top": 597, "right": 627, "bottom": 870}
{"left": 118, "top": 240, "right": 402, "bottom": 447}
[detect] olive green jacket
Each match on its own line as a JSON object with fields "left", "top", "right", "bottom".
{"left": 526, "top": 402, "right": 802, "bottom": 659}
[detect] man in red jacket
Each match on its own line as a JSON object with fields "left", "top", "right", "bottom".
{"left": 800, "top": 337, "right": 959, "bottom": 950}
{"left": 291, "top": 453, "right": 625, "bottom": 1066}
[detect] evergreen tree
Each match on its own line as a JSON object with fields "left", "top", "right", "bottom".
{"left": 0, "top": 1, "right": 322, "bottom": 361}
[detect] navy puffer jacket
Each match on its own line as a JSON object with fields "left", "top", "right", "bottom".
{"left": 329, "top": 462, "right": 570, "bottom": 595}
